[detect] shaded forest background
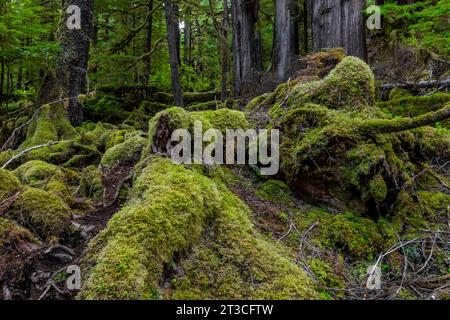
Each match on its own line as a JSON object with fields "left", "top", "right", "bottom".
{"left": 0, "top": 0, "right": 448, "bottom": 112}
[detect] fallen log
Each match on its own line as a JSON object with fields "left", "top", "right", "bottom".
{"left": 381, "top": 78, "right": 450, "bottom": 90}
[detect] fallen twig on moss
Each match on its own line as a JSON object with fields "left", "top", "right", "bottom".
{"left": 1, "top": 141, "right": 57, "bottom": 169}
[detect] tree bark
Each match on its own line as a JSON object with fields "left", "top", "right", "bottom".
{"left": 231, "top": 0, "right": 263, "bottom": 96}
{"left": 221, "top": 0, "right": 229, "bottom": 102}
{"left": 311, "top": 0, "right": 367, "bottom": 61}
{"left": 272, "top": 0, "right": 299, "bottom": 81}
{"left": 37, "top": 0, "right": 94, "bottom": 126}
{"left": 164, "top": 0, "right": 184, "bottom": 106}
{"left": 144, "top": 0, "right": 154, "bottom": 85}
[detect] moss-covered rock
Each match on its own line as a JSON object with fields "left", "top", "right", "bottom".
{"left": 101, "top": 136, "right": 147, "bottom": 168}
{"left": 271, "top": 57, "right": 375, "bottom": 115}
{"left": 0, "top": 168, "right": 22, "bottom": 201}
{"left": 0, "top": 217, "right": 40, "bottom": 254}
{"left": 79, "top": 157, "right": 317, "bottom": 300}
{"left": 144, "top": 107, "right": 249, "bottom": 159}
{"left": 13, "top": 160, "right": 80, "bottom": 203}
{"left": 9, "top": 188, "right": 72, "bottom": 241}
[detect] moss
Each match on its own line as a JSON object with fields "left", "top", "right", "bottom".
{"left": 79, "top": 157, "right": 317, "bottom": 300}
{"left": 308, "top": 258, "right": 345, "bottom": 290}
{"left": 13, "top": 160, "right": 79, "bottom": 203}
{"left": 9, "top": 187, "right": 72, "bottom": 241}
{"left": 80, "top": 165, "right": 103, "bottom": 203}
{"left": 143, "top": 107, "right": 249, "bottom": 160}
{"left": 389, "top": 88, "right": 412, "bottom": 100}
{"left": 369, "top": 174, "right": 388, "bottom": 203}
{"left": 0, "top": 150, "right": 15, "bottom": 167}
{"left": 186, "top": 101, "right": 223, "bottom": 112}
{"left": 0, "top": 217, "right": 40, "bottom": 254}
{"left": 256, "top": 180, "right": 295, "bottom": 206}
{"left": 21, "top": 103, "right": 77, "bottom": 148}
{"left": 0, "top": 168, "right": 22, "bottom": 201}
{"left": 292, "top": 209, "right": 385, "bottom": 260}
{"left": 417, "top": 191, "right": 450, "bottom": 220}
{"left": 190, "top": 108, "right": 249, "bottom": 133}
{"left": 101, "top": 136, "right": 147, "bottom": 168}
{"left": 288, "top": 57, "right": 375, "bottom": 112}
{"left": 378, "top": 93, "right": 450, "bottom": 118}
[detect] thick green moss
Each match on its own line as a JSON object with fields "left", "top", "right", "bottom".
{"left": 80, "top": 165, "right": 103, "bottom": 203}
{"left": 369, "top": 175, "right": 388, "bottom": 203}
{"left": 13, "top": 160, "right": 79, "bottom": 203}
{"left": 287, "top": 57, "right": 375, "bottom": 112}
{"left": 9, "top": 187, "right": 72, "bottom": 241}
{"left": 378, "top": 93, "right": 450, "bottom": 118}
{"left": 101, "top": 136, "right": 147, "bottom": 168}
{"left": 79, "top": 157, "right": 317, "bottom": 300}
{"left": 256, "top": 180, "right": 295, "bottom": 206}
{"left": 388, "top": 88, "right": 412, "bottom": 101}
{"left": 0, "top": 217, "right": 40, "bottom": 254}
{"left": 293, "top": 209, "right": 384, "bottom": 260}
{"left": 22, "top": 104, "right": 77, "bottom": 148}
{"left": 0, "top": 168, "right": 22, "bottom": 201}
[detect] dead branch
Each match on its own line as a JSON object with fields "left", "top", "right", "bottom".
{"left": 1, "top": 141, "right": 57, "bottom": 169}
{"left": 381, "top": 78, "right": 450, "bottom": 90}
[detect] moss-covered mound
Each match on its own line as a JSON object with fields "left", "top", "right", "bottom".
{"left": 79, "top": 157, "right": 317, "bottom": 300}
{"left": 0, "top": 217, "right": 40, "bottom": 255}
{"left": 22, "top": 103, "right": 77, "bottom": 148}
{"left": 9, "top": 188, "right": 72, "bottom": 241}
{"left": 13, "top": 160, "right": 80, "bottom": 201}
{"left": 0, "top": 168, "right": 22, "bottom": 201}
{"left": 144, "top": 107, "right": 249, "bottom": 157}
{"left": 101, "top": 136, "right": 147, "bottom": 168}
{"left": 250, "top": 57, "right": 450, "bottom": 218}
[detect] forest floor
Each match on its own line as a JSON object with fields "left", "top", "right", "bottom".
{"left": 0, "top": 51, "right": 449, "bottom": 300}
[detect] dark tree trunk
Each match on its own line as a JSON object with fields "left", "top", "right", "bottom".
{"left": 0, "top": 58, "right": 4, "bottom": 102}
{"left": 144, "top": 0, "right": 154, "bottom": 84}
{"left": 164, "top": 0, "right": 184, "bottom": 106}
{"left": 311, "top": 0, "right": 367, "bottom": 61}
{"left": 231, "top": 0, "right": 263, "bottom": 96}
{"left": 183, "top": 15, "right": 191, "bottom": 66}
{"left": 220, "top": 0, "right": 229, "bottom": 102}
{"left": 272, "top": 0, "right": 299, "bottom": 81}
{"left": 37, "top": 0, "right": 94, "bottom": 126}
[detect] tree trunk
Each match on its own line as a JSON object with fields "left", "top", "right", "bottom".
{"left": 220, "top": 0, "right": 229, "bottom": 102}
{"left": 164, "top": 0, "right": 184, "bottom": 106}
{"left": 231, "top": 0, "right": 263, "bottom": 96}
{"left": 272, "top": 0, "right": 299, "bottom": 81}
{"left": 183, "top": 18, "right": 191, "bottom": 66}
{"left": 0, "top": 58, "right": 4, "bottom": 103}
{"left": 37, "top": 0, "right": 94, "bottom": 126}
{"left": 144, "top": 0, "right": 154, "bottom": 85}
{"left": 311, "top": 0, "right": 367, "bottom": 61}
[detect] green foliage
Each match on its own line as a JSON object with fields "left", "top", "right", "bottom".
{"left": 380, "top": 0, "right": 450, "bottom": 57}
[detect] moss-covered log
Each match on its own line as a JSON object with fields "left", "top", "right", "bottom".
{"left": 363, "top": 103, "right": 450, "bottom": 134}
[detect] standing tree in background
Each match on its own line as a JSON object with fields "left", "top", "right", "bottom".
{"left": 311, "top": 0, "right": 367, "bottom": 61}
{"left": 272, "top": 0, "right": 299, "bottom": 81}
{"left": 231, "top": 0, "right": 263, "bottom": 96}
{"left": 38, "top": 0, "right": 94, "bottom": 125}
{"left": 164, "top": 0, "right": 184, "bottom": 106}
